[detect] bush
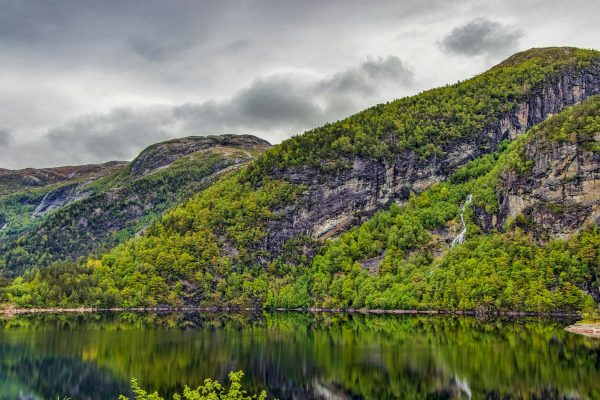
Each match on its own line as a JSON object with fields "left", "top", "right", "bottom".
{"left": 118, "top": 371, "right": 268, "bottom": 400}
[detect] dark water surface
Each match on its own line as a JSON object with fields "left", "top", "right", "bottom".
{"left": 0, "top": 312, "right": 599, "bottom": 399}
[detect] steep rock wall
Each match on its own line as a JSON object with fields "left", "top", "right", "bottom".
{"left": 478, "top": 133, "right": 600, "bottom": 239}
{"left": 263, "top": 62, "right": 600, "bottom": 253}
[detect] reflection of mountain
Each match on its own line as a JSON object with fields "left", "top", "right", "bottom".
{"left": 0, "top": 343, "right": 129, "bottom": 400}
{"left": 0, "top": 313, "right": 597, "bottom": 399}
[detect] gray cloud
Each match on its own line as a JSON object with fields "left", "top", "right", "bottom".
{"left": 0, "top": 128, "right": 11, "bottom": 147}
{"left": 440, "top": 18, "right": 523, "bottom": 57}
{"left": 0, "top": 56, "right": 413, "bottom": 167}
{"left": 318, "top": 56, "right": 413, "bottom": 96}
{"left": 44, "top": 107, "right": 177, "bottom": 163}
{"left": 0, "top": 0, "right": 598, "bottom": 168}
{"left": 173, "top": 56, "right": 414, "bottom": 140}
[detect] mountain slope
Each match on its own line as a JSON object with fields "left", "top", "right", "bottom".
{"left": 474, "top": 99, "right": 600, "bottom": 238}
{"left": 2, "top": 47, "right": 599, "bottom": 312}
{"left": 0, "top": 135, "right": 270, "bottom": 276}
{"left": 107, "top": 48, "right": 600, "bottom": 268}
{"left": 266, "top": 95, "right": 600, "bottom": 312}
{"left": 250, "top": 47, "right": 600, "bottom": 247}
{"left": 0, "top": 162, "right": 126, "bottom": 197}
{"left": 0, "top": 162, "right": 127, "bottom": 239}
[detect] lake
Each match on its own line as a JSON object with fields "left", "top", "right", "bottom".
{"left": 0, "top": 312, "right": 599, "bottom": 399}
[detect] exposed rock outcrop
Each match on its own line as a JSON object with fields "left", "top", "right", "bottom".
{"left": 479, "top": 133, "right": 600, "bottom": 239}
{"left": 262, "top": 59, "right": 600, "bottom": 254}
{"left": 129, "top": 134, "right": 271, "bottom": 179}
{"left": 32, "top": 183, "right": 91, "bottom": 217}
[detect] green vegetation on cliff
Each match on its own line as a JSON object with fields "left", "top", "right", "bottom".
{"left": 266, "top": 96, "right": 600, "bottom": 312}
{"left": 245, "top": 47, "right": 598, "bottom": 179}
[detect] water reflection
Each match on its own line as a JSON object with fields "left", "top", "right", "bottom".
{"left": 0, "top": 312, "right": 598, "bottom": 399}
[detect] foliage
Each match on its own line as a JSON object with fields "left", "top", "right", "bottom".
{"left": 119, "top": 371, "right": 267, "bottom": 400}
{"left": 1, "top": 174, "right": 305, "bottom": 308}
{"left": 266, "top": 97, "right": 600, "bottom": 313}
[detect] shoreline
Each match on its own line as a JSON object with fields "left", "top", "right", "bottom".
{"left": 0, "top": 306, "right": 582, "bottom": 318}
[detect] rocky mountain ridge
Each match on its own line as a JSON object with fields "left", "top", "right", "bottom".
{"left": 128, "top": 134, "right": 270, "bottom": 179}
{"left": 0, "top": 162, "right": 125, "bottom": 196}
{"left": 475, "top": 100, "right": 600, "bottom": 239}
{"left": 259, "top": 48, "right": 600, "bottom": 257}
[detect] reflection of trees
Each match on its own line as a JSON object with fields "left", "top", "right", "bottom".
{"left": 0, "top": 312, "right": 599, "bottom": 399}
{"left": 0, "top": 344, "right": 129, "bottom": 399}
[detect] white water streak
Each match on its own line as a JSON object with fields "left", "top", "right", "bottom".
{"left": 451, "top": 194, "right": 472, "bottom": 247}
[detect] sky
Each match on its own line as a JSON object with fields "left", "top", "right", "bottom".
{"left": 0, "top": 0, "right": 598, "bottom": 168}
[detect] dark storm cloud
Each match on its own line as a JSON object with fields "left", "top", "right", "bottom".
{"left": 440, "top": 18, "right": 523, "bottom": 57}
{"left": 0, "top": 128, "right": 11, "bottom": 147}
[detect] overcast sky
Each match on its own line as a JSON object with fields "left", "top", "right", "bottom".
{"left": 0, "top": 0, "right": 598, "bottom": 168}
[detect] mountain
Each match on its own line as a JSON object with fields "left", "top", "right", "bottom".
{"left": 0, "top": 135, "right": 270, "bottom": 276}
{"left": 0, "top": 162, "right": 127, "bottom": 197}
{"left": 286, "top": 95, "right": 600, "bottom": 312}
{"left": 1, "top": 47, "right": 599, "bottom": 313}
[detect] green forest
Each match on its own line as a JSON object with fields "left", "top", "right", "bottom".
{"left": 0, "top": 142, "right": 267, "bottom": 276}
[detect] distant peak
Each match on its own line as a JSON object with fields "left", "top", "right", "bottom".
{"left": 129, "top": 134, "right": 271, "bottom": 179}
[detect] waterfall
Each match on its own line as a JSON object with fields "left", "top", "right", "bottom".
{"left": 451, "top": 194, "right": 472, "bottom": 248}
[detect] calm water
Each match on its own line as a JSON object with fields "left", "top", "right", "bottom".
{"left": 0, "top": 312, "right": 599, "bottom": 400}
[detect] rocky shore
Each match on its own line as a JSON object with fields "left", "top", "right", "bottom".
{"left": 565, "top": 324, "right": 600, "bottom": 338}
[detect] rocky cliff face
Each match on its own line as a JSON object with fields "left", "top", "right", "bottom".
{"left": 31, "top": 183, "right": 92, "bottom": 217}
{"left": 262, "top": 60, "right": 600, "bottom": 254}
{"left": 477, "top": 132, "right": 600, "bottom": 240}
